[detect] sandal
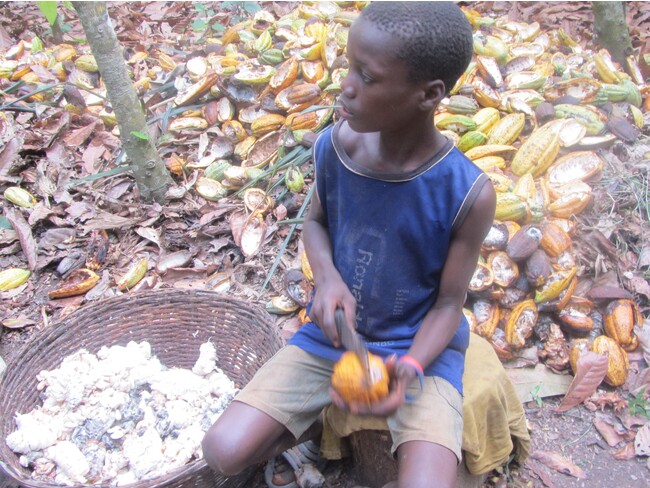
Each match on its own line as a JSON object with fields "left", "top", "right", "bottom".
{"left": 264, "top": 440, "right": 327, "bottom": 488}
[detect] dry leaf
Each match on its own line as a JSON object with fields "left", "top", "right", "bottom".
{"left": 613, "top": 442, "right": 637, "bottom": 461}
{"left": 634, "top": 319, "right": 650, "bottom": 366}
{"left": 555, "top": 351, "right": 608, "bottom": 412}
{"left": 525, "top": 459, "right": 557, "bottom": 488}
{"left": 635, "top": 423, "right": 650, "bottom": 456}
{"left": 593, "top": 414, "right": 625, "bottom": 447}
{"left": 63, "top": 120, "right": 98, "bottom": 147}
{"left": 529, "top": 451, "right": 587, "bottom": 479}
{"left": 5, "top": 207, "right": 38, "bottom": 270}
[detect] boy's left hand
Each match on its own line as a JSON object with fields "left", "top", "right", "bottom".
{"left": 329, "top": 355, "right": 419, "bottom": 417}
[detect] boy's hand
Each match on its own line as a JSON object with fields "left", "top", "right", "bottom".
{"left": 329, "top": 355, "right": 419, "bottom": 417}
{"left": 308, "top": 277, "right": 356, "bottom": 347}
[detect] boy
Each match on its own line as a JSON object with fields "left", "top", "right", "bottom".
{"left": 202, "top": 3, "right": 496, "bottom": 487}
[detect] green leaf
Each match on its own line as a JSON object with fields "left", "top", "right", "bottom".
{"left": 191, "top": 18, "right": 207, "bottom": 32}
{"left": 0, "top": 216, "right": 13, "bottom": 229}
{"left": 130, "top": 131, "right": 149, "bottom": 141}
{"left": 211, "top": 23, "right": 225, "bottom": 33}
{"left": 37, "top": 1, "right": 58, "bottom": 26}
{"left": 243, "top": 2, "right": 262, "bottom": 14}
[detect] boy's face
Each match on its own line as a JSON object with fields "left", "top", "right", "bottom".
{"left": 337, "top": 18, "right": 427, "bottom": 133}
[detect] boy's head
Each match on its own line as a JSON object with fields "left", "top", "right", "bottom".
{"left": 359, "top": 1, "right": 473, "bottom": 94}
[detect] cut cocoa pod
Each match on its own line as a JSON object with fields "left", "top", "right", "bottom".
{"left": 504, "top": 299, "right": 538, "bottom": 349}
{"left": 48, "top": 268, "right": 100, "bottom": 298}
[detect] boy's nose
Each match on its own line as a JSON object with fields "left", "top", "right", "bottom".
{"left": 340, "top": 75, "right": 355, "bottom": 98}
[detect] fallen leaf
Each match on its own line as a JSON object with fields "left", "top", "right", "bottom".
{"left": 613, "top": 442, "right": 637, "bottom": 461}
{"left": 635, "top": 319, "right": 650, "bottom": 366}
{"left": 5, "top": 207, "right": 38, "bottom": 270}
{"left": 524, "top": 459, "right": 557, "bottom": 488}
{"left": 555, "top": 351, "right": 608, "bottom": 412}
{"left": 635, "top": 423, "right": 650, "bottom": 456}
{"left": 529, "top": 451, "right": 587, "bottom": 479}
{"left": 63, "top": 120, "right": 98, "bottom": 147}
{"left": 593, "top": 414, "right": 625, "bottom": 447}
{"left": 83, "top": 211, "right": 142, "bottom": 231}
{"left": 625, "top": 275, "right": 650, "bottom": 301}
{"left": 2, "top": 316, "right": 36, "bottom": 329}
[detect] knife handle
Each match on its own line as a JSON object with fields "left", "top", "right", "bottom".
{"left": 334, "top": 308, "right": 346, "bottom": 336}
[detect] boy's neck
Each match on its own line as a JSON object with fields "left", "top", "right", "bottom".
{"left": 356, "top": 120, "right": 446, "bottom": 174}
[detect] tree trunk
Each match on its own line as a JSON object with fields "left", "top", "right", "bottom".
{"left": 592, "top": 1, "right": 634, "bottom": 66}
{"left": 72, "top": 1, "right": 172, "bottom": 203}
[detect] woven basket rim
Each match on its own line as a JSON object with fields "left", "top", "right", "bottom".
{"left": 0, "top": 289, "right": 283, "bottom": 488}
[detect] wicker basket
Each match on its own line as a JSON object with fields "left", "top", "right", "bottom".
{"left": 0, "top": 289, "right": 285, "bottom": 488}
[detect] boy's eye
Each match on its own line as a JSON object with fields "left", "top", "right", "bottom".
{"left": 360, "top": 72, "right": 373, "bottom": 83}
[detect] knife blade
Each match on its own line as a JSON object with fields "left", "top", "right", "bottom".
{"left": 334, "top": 308, "right": 371, "bottom": 382}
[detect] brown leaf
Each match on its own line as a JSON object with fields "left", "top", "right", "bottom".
{"left": 555, "top": 351, "right": 608, "bottom": 413}
{"left": 529, "top": 451, "right": 587, "bottom": 479}
{"left": 625, "top": 275, "right": 650, "bottom": 301}
{"left": 63, "top": 120, "right": 98, "bottom": 147}
{"left": 525, "top": 459, "right": 557, "bottom": 488}
{"left": 613, "top": 442, "right": 637, "bottom": 461}
{"left": 4, "top": 207, "right": 38, "bottom": 270}
{"left": 0, "top": 137, "right": 23, "bottom": 177}
{"left": 635, "top": 319, "right": 650, "bottom": 366}
{"left": 593, "top": 414, "right": 625, "bottom": 447}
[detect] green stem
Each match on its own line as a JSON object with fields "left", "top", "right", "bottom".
{"left": 260, "top": 183, "right": 314, "bottom": 293}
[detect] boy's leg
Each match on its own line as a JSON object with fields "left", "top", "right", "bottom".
{"left": 202, "top": 400, "right": 323, "bottom": 475}
{"left": 393, "top": 441, "right": 458, "bottom": 488}
{"left": 202, "top": 345, "right": 334, "bottom": 476}
{"left": 386, "top": 376, "right": 464, "bottom": 488}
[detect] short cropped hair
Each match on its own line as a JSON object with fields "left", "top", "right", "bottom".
{"left": 360, "top": 1, "right": 473, "bottom": 93}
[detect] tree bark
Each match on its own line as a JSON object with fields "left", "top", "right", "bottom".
{"left": 72, "top": 1, "right": 172, "bottom": 203}
{"left": 592, "top": 1, "right": 634, "bottom": 66}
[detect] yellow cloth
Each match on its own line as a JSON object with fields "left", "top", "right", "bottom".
{"left": 320, "top": 333, "right": 531, "bottom": 475}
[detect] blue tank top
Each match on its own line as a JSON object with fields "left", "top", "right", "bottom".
{"left": 289, "top": 122, "right": 489, "bottom": 394}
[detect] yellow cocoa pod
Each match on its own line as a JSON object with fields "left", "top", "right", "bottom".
{"left": 0, "top": 268, "right": 31, "bottom": 291}
{"left": 331, "top": 351, "right": 389, "bottom": 405}
{"left": 4, "top": 186, "right": 36, "bottom": 208}
{"left": 603, "top": 299, "right": 641, "bottom": 352}
{"left": 251, "top": 114, "right": 286, "bottom": 137}
{"left": 486, "top": 112, "right": 525, "bottom": 146}
{"left": 48, "top": 268, "right": 99, "bottom": 298}
{"left": 117, "top": 258, "right": 148, "bottom": 291}
{"left": 590, "top": 335, "right": 629, "bottom": 387}
{"left": 510, "top": 126, "right": 561, "bottom": 177}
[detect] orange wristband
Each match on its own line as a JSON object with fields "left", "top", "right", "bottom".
{"left": 399, "top": 355, "right": 424, "bottom": 403}
{"left": 399, "top": 355, "right": 424, "bottom": 374}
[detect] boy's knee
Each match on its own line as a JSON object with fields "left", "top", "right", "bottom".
{"left": 201, "top": 430, "right": 247, "bottom": 476}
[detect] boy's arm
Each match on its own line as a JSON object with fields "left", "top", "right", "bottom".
{"left": 407, "top": 179, "right": 496, "bottom": 369}
{"left": 303, "top": 190, "right": 357, "bottom": 347}
{"left": 339, "top": 180, "right": 496, "bottom": 416}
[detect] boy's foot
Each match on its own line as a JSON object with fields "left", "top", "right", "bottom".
{"left": 264, "top": 440, "right": 327, "bottom": 488}
{"left": 265, "top": 455, "right": 298, "bottom": 488}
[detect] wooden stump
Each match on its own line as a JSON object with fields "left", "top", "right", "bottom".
{"left": 350, "top": 430, "right": 397, "bottom": 486}
{"left": 349, "top": 430, "right": 487, "bottom": 488}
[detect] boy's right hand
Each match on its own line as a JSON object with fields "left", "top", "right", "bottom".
{"left": 308, "top": 277, "right": 356, "bottom": 347}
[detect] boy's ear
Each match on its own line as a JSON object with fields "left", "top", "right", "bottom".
{"left": 420, "top": 80, "right": 446, "bottom": 110}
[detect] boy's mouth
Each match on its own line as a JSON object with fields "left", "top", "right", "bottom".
{"left": 337, "top": 99, "right": 354, "bottom": 118}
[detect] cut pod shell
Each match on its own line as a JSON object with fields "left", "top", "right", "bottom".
{"left": 48, "top": 268, "right": 99, "bottom": 298}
